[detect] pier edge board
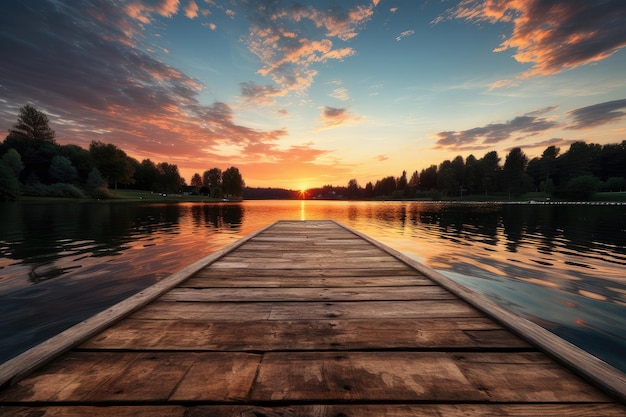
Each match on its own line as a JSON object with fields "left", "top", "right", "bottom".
{"left": 0, "top": 221, "right": 278, "bottom": 389}
{"left": 333, "top": 220, "right": 626, "bottom": 403}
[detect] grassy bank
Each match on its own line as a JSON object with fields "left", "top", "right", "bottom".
{"left": 18, "top": 189, "right": 223, "bottom": 203}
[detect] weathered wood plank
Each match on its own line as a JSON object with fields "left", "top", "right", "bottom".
{"left": 129, "top": 300, "right": 483, "bottom": 321}
{"left": 3, "top": 404, "right": 626, "bottom": 417}
{"left": 181, "top": 275, "right": 434, "bottom": 288}
{"left": 160, "top": 286, "right": 455, "bottom": 302}
{"left": 0, "top": 352, "right": 261, "bottom": 403}
{"left": 267, "top": 300, "right": 483, "bottom": 320}
{"left": 208, "top": 260, "right": 410, "bottom": 270}
{"left": 230, "top": 248, "right": 387, "bottom": 258}
{"left": 250, "top": 352, "right": 612, "bottom": 403}
{"left": 189, "top": 267, "right": 423, "bottom": 277}
{"left": 81, "top": 318, "right": 528, "bottom": 351}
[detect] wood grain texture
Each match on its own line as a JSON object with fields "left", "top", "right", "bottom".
{"left": 2, "top": 404, "right": 626, "bottom": 417}
{"left": 1, "top": 219, "right": 624, "bottom": 414}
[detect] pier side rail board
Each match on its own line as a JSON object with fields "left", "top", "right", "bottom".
{"left": 336, "top": 220, "right": 626, "bottom": 402}
{"left": 0, "top": 222, "right": 276, "bottom": 388}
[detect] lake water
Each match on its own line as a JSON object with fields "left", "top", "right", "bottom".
{"left": 1, "top": 200, "right": 625, "bottom": 373}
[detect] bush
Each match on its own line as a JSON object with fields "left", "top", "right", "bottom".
{"left": 23, "top": 182, "right": 85, "bottom": 198}
{"left": 0, "top": 163, "right": 21, "bottom": 201}
{"left": 563, "top": 175, "right": 600, "bottom": 201}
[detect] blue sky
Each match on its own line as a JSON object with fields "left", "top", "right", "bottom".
{"left": 1, "top": 0, "right": 625, "bottom": 189}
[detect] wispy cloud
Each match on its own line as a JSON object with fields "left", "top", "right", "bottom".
{"left": 329, "top": 87, "right": 350, "bottom": 101}
{"left": 434, "top": 109, "right": 559, "bottom": 151}
{"left": 395, "top": 29, "right": 414, "bottom": 41}
{"left": 509, "top": 137, "right": 575, "bottom": 152}
{"left": 240, "top": 82, "right": 287, "bottom": 105}
{"left": 318, "top": 106, "right": 364, "bottom": 129}
{"left": 243, "top": 1, "right": 375, "bottom": 93}
{"left": 566, "top": 99, "right": 626, "bottom": 130}
{"left": 442, "top": 0, "right": 626, "bottom": 77}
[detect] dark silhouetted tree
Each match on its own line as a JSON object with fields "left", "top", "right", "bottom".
{"left": 478, "top": 151, "right": 501, "bottom": 195}
{"left": 465, "top": 154, "right": 480, "bottom": 194}
{"left": 222, "top": 166, "right": 244, "bottom": 197}
{"left": 133, "top": 159, "right": 159, "bottom": 191}
{"left": 419, "top": 165, "right": 438, "bottom": 190}
{"left": 438, "top": 160, "right": 459, "bottom": 196}
{"left": 203, "top": 168, "right": 222, "bottom": 197}
{"left": 190, "top": 173, "right": 203, "bottom": 190}
{"left": 503, "top": 147, "right": 529, "bottom": 197}
{"left": 8, "top": 104, "right": 56, "bottom": 142}
{"left": 347, "top": 178, "right": 360, "bottom": 198}
{"left": 155, "top": 162, "right": 184, "bottom": 193}
{"left": 89, "top": 141, "right": 135, "bottom": 189}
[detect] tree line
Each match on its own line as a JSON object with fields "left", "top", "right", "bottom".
{"left": 0, "top": 105, "right": 245, "bottom": 201}
{"left": 309, "top": 142, "right": 626, "bottom": 201}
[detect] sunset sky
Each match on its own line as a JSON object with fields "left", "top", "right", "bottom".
{"left": 1, "top": 0, "right": 625, "bottom": 189}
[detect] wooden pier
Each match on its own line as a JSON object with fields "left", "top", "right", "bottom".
{"left": 1, "top": 220, "right": 625, "bottom": 416}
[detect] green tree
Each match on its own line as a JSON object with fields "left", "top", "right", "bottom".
{"left": 60, "top": 144, "right": 94, "bottom": 182}
{"left": 86, "top": 167, "right": 106, "bottom": 189}
{"left": 222, "top": 166, "right": 245, "bottom": 198}
{"left": 407, "top": 170, "right": 420, "bottom": 196}
{"left": 599, "top": 141, "right": 626, "bottom": 180}
{"left": 465, "top": 154, "right": 480, "bottom": 194}
{"left": 85, "top": 168, "right": 110, "bottom": 198}
{"left": 419, "top": 165, "right": 438, "bottom": 190}
{"left": 374, "top": 176, "right": 396, "bottom": 197}
{"left": 155, "top": 162, "right": 184, "bottom": 193}
{"left": 8, "top": 104, "right": 56, "bottom": 142}
{"left": 49, "top": 155, "right": 78, "bottom": 184}
{"left": 190, "top": 173, "right": 203, "bottom": 188}
{"left": 134, "top": 159, "right": 159, "bottom": 191}
{"left": 478, "top": 151, "right": 501, "bottom": 195}
{"left": 1, "top": 148, "right": 24, "bottom": 176}
{"left": 563, "top": 175, "right": 600, "bottom": 201}
{"left": 2, "top": 105, "right": 59, "bottom": 184}
{"left": 503, "top": 147, "right": 529, "bottom": 197}
{"left": 0, "top": 149, "right": 24, "bottom": 201}
{"left": 364, "top": 181, "right": 374, "bottom": 198}
{"left": 541, "top": 145, "right": 559, "bottom": 183}
{"left": 203, "top": 168, "right": 222, "bottom": 197}
{"left": 347, "top": 178, "right": 360, "bottom": 198}
{"left": 437, "top": 160, "right": 459, "bottom": 196}
{"left": 397, "top": 171, "right": 408, "bottom": 195}
{"left": 89, "top": 141, "right": 135, "bottom": 189}
{"left": 556, "top": 141, "right": 601, "bottom": 184}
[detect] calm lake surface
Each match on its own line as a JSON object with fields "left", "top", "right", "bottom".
{"left": 1, "top": 200, "right": 625, "bottom": 372}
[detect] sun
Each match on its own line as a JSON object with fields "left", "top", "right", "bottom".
{"left": 298, "top": 185, "right": 308, "bottom": 199}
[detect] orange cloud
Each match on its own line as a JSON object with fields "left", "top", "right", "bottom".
{"left": 240, "top": 82, "right": 287, "bottom": 105}
{"left": 446, "top": 0, "right": 626, "bottom": 77}
{"left": 318, "top": 106, "right": 364, "bottom": 129}
{"left": 125, "top": 0, "right": 181, "bottom": 23}
{"left": 184, "top": 1, "right": 199, "bottom": 19}
{"left": 244, "top": 2, "right": 374, "bottom": 93}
